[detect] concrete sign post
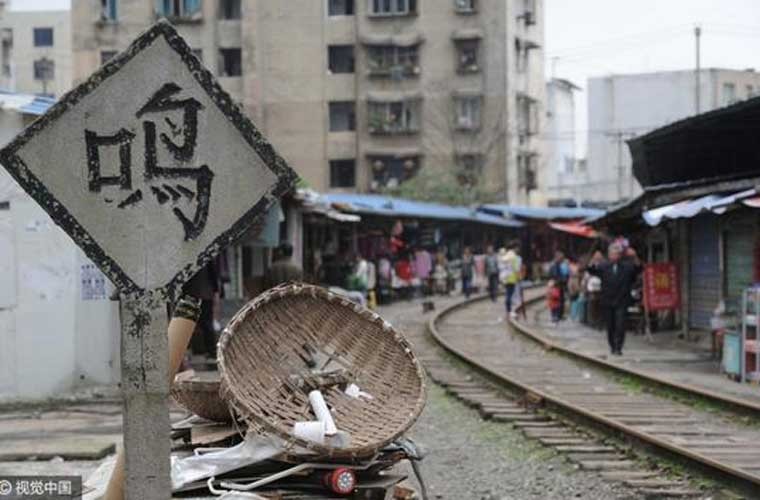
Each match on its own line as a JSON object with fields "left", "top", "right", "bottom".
{"left": 0, "top": 22, "right": 296, "bottom": 499}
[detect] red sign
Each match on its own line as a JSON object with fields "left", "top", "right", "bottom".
{"left": 643, "top": 263, "right": 680, "bottom": 311}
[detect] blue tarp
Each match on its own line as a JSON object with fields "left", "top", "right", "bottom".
{"left": 0, "top": 91, "right": 55, "bottom": 116}
{"left": 322, "top": 193, "right": 524, "bottom": 228}
{"left": 480, "top": 204, "right": 604, "bottom": 221}
{"left": 19, "top": 96, "right": 55, "bottom": 116}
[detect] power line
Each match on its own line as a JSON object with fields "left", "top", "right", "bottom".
{"left": 547, "top": 24, "right": 694, "bottom": 57}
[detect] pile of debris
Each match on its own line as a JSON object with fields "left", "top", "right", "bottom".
{"left": 169, "top": 283, "right": 428, "bottom": 499}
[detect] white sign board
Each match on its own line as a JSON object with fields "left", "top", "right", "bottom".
{"left": 0, "top": 22, "right": 296, "bottom": 295}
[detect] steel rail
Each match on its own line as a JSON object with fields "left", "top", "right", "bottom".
{"left": 509, "top": 291, "right": 760, "bottom": 418}
{"left": 427, "top": 293, "right": 760, "bottom": 493}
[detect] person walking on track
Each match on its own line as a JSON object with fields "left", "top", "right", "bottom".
{"left": 461, "top": 246, "right": 475, "bottom": 299}
{"left": 500, "top": 243, "right": 523, "bottom": 318}
{"left": 586, "top": 243, "right": 642, "bottom": 356}
{"left": 548, "top": 250, "right": 570, "bottom": 320}
{"left": 485, "top": 245, "right": 500, "bottom": 302}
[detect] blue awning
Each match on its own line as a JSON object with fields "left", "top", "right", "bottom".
{"left": 322, "top": 193, "right": 523, "bottom": 228}
{"left": 0, "top": 91, "right": 55, "bottom": 116}
{"left": 480, "top": 204, "right": 604, "bottom": 221}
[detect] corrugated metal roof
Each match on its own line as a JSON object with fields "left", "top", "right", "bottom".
{"left": 480, "top": 204, "right": 604, "bottom": 221}
{"left": 0, "top": 90, "right": 55, "bottom": 116}
{"left": 322, "top": 193, "right": 523, "bottom": 228}
{"left": 20, "top": 96, "right": 55, "bottom": 115}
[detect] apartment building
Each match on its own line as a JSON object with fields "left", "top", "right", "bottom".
{"left": 0, "top": 6, "right": 72, "bottom": 97}
{"left": 544, "top": 77, "right": 587, "bottom": 206}
{"left": 72, "top": 0, "right": 546, "bottom": 204}
{"left": 587, "top": 68, "right": 760, "bottom": 203}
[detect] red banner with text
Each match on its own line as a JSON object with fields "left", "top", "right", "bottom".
{"left": 643, "top": 262, "right": 680, "bottom": 311}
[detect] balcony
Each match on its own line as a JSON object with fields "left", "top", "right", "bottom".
{"left": 367, "top": 93, "right": 422, "bottom": 135}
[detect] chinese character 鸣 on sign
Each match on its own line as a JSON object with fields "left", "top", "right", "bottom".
{"left": 85, "top": 83, "right": 213, "bottom": 241}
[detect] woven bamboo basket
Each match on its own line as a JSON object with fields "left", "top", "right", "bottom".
{"left": 218, "top": 282, "right": 426, "bottom": 458}
{"left": 170, "top": 373, "right": 232, "bottom": 423}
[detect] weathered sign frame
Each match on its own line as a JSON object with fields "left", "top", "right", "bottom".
{"left": 0, "top": 20, "right": 297, "bottom": 298}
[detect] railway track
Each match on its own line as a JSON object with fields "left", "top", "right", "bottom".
{"left": 417, "top": 292, "right": 760, "bottom": 498}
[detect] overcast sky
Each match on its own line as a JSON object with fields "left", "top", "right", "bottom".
{"left": 546, "top": 0, "right": 760, "bottom": 155}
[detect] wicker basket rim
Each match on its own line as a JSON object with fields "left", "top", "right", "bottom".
{"left": 217, "top": 282, "right": 427, "bottom": 457}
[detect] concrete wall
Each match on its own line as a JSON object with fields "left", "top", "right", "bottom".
{"left": 508, "top": 0, "right": 546, "bottom": 206}
{"left": 0, "top": 110, "right": 119, "bottom": 400}
{"left": 586, "top": 68, "right": 760, "bottom": 204}
{"left": 544, "top": 79, "right": 586, "bottom": 203}
{"left": 0, "top": 9, "right": 72, "bottom": 97}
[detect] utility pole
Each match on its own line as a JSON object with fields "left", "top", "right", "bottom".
{"left": 695, "top": 25, "right": 702, "bottom": 114}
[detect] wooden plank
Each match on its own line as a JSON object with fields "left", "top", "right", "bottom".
{"left": 555, "top": 446, "right": 617, "bottom": 453}
{"left": 577, "top": 460, "right": 637, "bottom": 471}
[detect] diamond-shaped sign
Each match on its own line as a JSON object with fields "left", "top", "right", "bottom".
{"left": 0, "top": 21, "right": 297, "bottom": 294}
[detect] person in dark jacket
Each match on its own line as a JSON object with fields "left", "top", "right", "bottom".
{"left": 586, "top": 243, "right": 642, "bottom": 356}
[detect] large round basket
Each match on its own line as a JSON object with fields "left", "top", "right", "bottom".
{"left": 218, "top": 283, "right": 426, "bottom": 459}
{"left": 170, "top": 373, "right": 232, "bottom": 423}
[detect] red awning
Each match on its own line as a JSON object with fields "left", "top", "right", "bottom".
{"left": 549, "top": 221, "right": 598, "bottom": 239}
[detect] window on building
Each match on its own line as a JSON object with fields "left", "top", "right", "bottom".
{"left": 454, "top": 95, "right": 481, "bottom": 130}
{"left": 455, "top": 39, "right": 480, "bottom": 73}
{"left": 219, "top": 48, "right": 242, "bottom": 76}
{"left": 368, "top": 99, "right": 420, "bottom": 134}
{"left": 517, "top": 94, "right": 538, "bottom": 136}
{"left": 328, "top": 45, "right": 355, "bottom": 74}
{"left": 33, "top": 58, "right": 54, "bottom": 80}
{"left": 722, "top": 83, "right": 737, "bottom": 106}
{"left": 517, "top": 153, "right": 537, "bottom": 191}
{"left": 522, "top": 0, "right": 536, "bottom": 25}
{"left": 329, "top": 101, "right": 356, "bottom": 132}
{"left": 454, "top": 0, "right": 476, "bottom": 13}
{"left": 192, "top": 48, "right": 203, "bottom": 61}
{"left": 366, "top": 44, "right": 420, "bottom": 77}
{"left": 368, "top": 0, "right": 417, "bottom": 17}
{"left": 33, "top": 28, "right": 53, "bottom": 47}
{"left": 329, "top": 0, "right": 355, "bottom": 16}
{"left": 155, "top": 0, "right": 202, "bottom": 19}
{"left": 369, "top": 156, "right": 420, "bottom": 190}
{"left": 561, "top": 155, "right": 574, "bottom": 174}
{"left": 329, "top": 159, "right": 356, "bottom": 188}
{"left": 100, "top": 50, "right": 117, "bottom": 65}
{"left": 515, "top": 39, "right": 529, "bottom": 73}
{"left": 219, "top": 0, "right": 241, "bottom": 19}
{"left": 100, "top": 0, "right": 118, "bottom": 21}
{"left": 455, "top": 154, "right": 483, "bottom": 186}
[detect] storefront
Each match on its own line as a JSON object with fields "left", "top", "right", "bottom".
{"left": 722, "top": 210, "right": 757, "bottom": 314}
{"left": 688, "top": 215, "right": 721, "bottom": 329}
{"left": 316, "top": 193, "right": 524, "bottom": 301}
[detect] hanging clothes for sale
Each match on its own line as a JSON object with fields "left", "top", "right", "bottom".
{"left": 390, "top": 236, "right": 405, "bottom": 255}
{"left": 395, "top": 259, "right": 413, "bottom": 282}
{"left": 414, "top": 249, "right": 432, "bottom": 279}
